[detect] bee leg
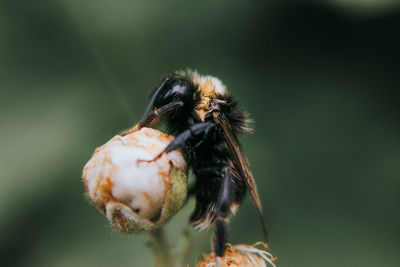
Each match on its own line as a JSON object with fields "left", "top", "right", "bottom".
{"left": 214, "top": 166, "right": 233, "bottom": 257}
{"left": 138, "top": 122, "right": 216, "bottom": 163}
{"left": 139, "top": 101, "right": 184, "bottom": 129}
{"left": 121, "top": 101, "right": 184, "bottom": 136}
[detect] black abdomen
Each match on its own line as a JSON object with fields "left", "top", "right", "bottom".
{"left": 185, "top": 128, "right": 246, "bottom": 228}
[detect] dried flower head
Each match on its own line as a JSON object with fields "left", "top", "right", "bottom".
{"left": 82, "top": 127, "right": 187, "bottom": 233}
{"left": 195, "top": 242, "right": 276, "bottom": 267}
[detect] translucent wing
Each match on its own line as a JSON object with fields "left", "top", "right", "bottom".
{"left": 213, "top": 112, "right": 268, "bottom": 242}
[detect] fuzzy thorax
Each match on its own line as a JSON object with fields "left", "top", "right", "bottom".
{"left": 183, "top": 70, "right": 228, "bottom": 122}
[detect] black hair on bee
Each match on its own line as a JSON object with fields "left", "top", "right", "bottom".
{"left": 135, "top": 70, "right": 267, "bottom": 257}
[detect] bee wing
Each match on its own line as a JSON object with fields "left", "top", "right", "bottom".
{"left": 213, "top": 112, "right": 268, "bottom": 242}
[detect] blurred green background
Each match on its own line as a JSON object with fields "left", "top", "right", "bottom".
{"left": 1, "top": 0, "right": 399, "bottom": 266}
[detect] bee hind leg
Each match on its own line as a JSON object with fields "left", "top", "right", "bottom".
{"left": 214, "top": 166, "right": 233, "bottom": 257}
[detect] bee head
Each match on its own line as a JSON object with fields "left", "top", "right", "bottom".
{"left": 138, "top": 75, "right": 196, "bottom": 129}
{"left": 154, "top": 77, "right": 188, "bottom": 106}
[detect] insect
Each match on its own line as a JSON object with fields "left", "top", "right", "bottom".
{"left": 133, "top": 70, "right": 267, "bottom": 257}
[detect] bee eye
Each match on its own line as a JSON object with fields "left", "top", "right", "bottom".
{"left": 162, "top": 83, "right": 186, "bottom": 100}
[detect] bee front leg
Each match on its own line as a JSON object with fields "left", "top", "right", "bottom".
{"left": 214, "top": 166, "right": 233, "bottom": 257}
{"left": 137, "top": 122, "right": 216, "bottom": 164}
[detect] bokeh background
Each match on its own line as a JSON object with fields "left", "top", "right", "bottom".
{"left": 1, "top": 0, "right": 400, "bottom": 266}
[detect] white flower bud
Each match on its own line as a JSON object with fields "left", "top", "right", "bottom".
{"left": 82, "top": 127, "right": 187, "bottom": 233}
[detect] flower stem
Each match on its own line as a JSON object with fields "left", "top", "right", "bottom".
{"left": 149, "top": 228, "right": 191, "bottom": 267}
{"left": 150, "top": 228, "right": 173, "bottom": 267}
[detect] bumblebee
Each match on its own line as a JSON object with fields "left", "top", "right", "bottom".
{"left": 135, "top": 70, "right": 267, "bottom": 257}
